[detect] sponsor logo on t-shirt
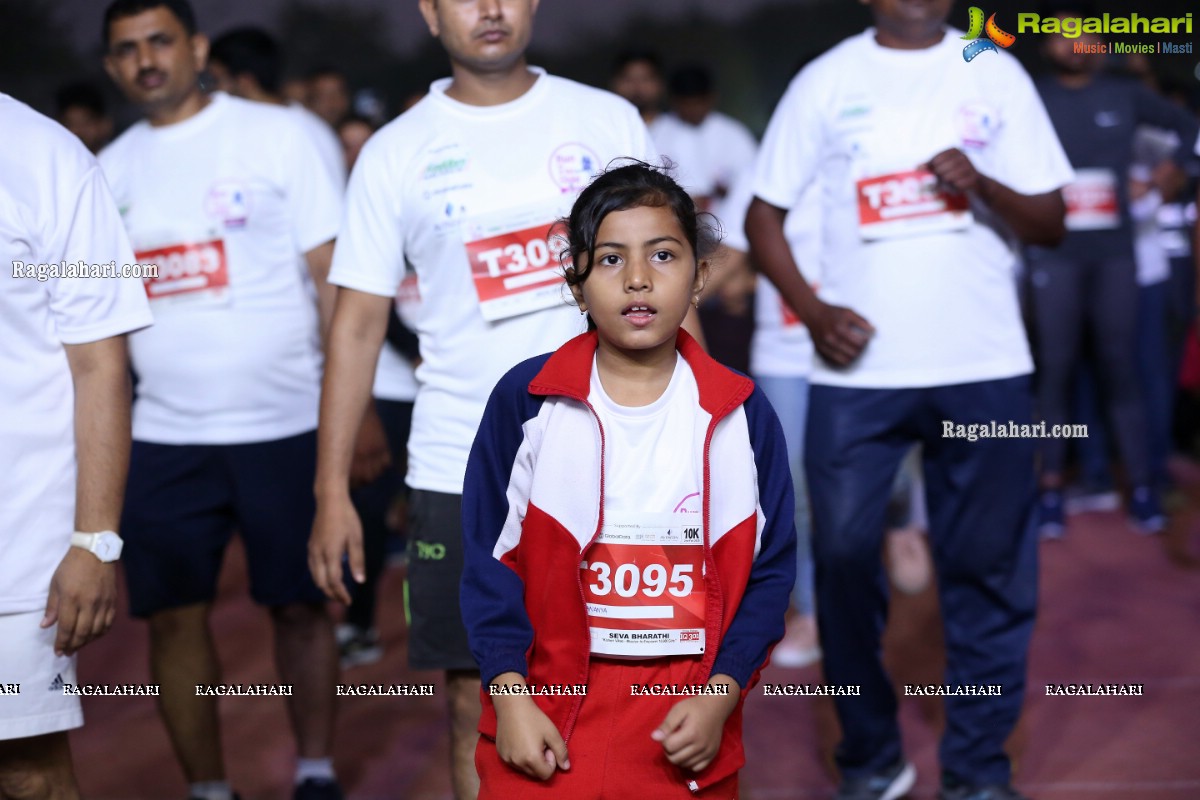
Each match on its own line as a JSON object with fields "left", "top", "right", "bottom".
{"left": 548, "top": 143, "right": 601, "bottom": 193}
{"left": 205, "top": 180, "right": 251, "bottom": 229}
{"left": 961, "top": 8, "right": 1017, "bottom": 62}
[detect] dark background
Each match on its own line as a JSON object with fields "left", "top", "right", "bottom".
{"left": 2, "top": 0, "right": 1198, "bottom": 132}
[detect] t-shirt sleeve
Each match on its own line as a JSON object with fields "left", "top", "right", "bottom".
{"left": 627, "top": 103, "right": 660, "bottom": 166}
{"left": 328, "top": 137, "right": 407, "bottom": 298}
{"left": 988, "top": 64, "right": 1074, "bottom": 195}
{"left": 48, "top": 163, "right": 153, "bottom": 345}
{"left": 753, "top": 71, "right": 823, "bottom": 210}
{"left": 282, "top": 117, "right": 344, "bottom": 255}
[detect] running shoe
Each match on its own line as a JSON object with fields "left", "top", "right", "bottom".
{"left": 836, "top": 759, "right": 916, "bottom": 800}
{"left": 1064, "top": 484, "right": 1120, "bottom": 515}
{"left": 1038, "top": 490, "right": 1065, "bottom": 540}
{"left": 939, "top": 780, "right": 1030, "bottom": 800}
{"left": 1129, "top": 486, "right": 1166, "bottom": 535}
{"left": 336, "top": 624, "right": 383, "bottom": 669}
{"left": 771, "top": 614, "right": 821, "bottom": 668}
{"left": 294, "top": 778, "right": 343, "bottom": 800}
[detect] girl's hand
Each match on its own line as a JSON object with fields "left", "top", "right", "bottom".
{"left": 493, "top": 675, "right": 570, "bottom": 781}
{"left": 651, "top": 675, "right": 741, "bottom": 772}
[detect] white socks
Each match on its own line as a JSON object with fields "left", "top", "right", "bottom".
{"left": 295, "top": 757, "right": 336, "bottom": 784}
{"left": 188, "top": 782, "right": 233, "bottom": 800}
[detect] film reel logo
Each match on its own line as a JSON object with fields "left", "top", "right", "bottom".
{"left": 961, "top": 7, "right": 1017, "bottom": 61}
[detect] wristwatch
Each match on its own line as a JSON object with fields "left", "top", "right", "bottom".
{"left": 70, "top": 530, "right": 123, "bottom": 563}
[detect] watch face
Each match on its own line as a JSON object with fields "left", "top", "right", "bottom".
{"left": 95, "top": 534, "right": 122, "bottom": 561}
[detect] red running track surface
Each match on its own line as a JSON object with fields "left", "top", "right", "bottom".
{"left": 73, "top": 463, "right": 1200, "bottom": 800}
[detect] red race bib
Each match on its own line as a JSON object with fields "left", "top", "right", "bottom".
{"left": 582, "top": 514, "right": 706, "bottom": 657}
{"left": 463, "top": 203, "right": 567, "bottom": 322}
{"left": 136, "top": 240, "right": 230, "bottom": 307}
{"left": 856, "top": 168, "right": 971, "bottom": 240}
{"left": 1063, "top": 169, "right": 1119, "bottom": 231}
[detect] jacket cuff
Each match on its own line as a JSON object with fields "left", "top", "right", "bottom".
{"left": 480, "top": 651, "right": 529, "bottom": 688}
{"left": 711, "top": 651, "right": 761, "bottom": 691}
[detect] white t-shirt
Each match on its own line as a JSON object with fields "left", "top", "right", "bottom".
{"left": 754, "top": 29, "right": 1074, "bottom": 388}
{"left": 373, "top": 271, "right": 420, "bottom": 403}
{"left": 590, "top": 355, "right": 703, "bottom": 517}
{"left": 0, "top": 94, "right": 153, "bottom": 613}
{"left": 651, "top": 111, "right": 758, "bottom": 213}
{"left": 329, "top": 69, "right": 655, "bottom": 493}
{"left": 720, "top": 165, "right": 819, "bottom": 379}
{"left": 99, "top": 92, "right": 343, "bottom": 444}
{"left": 290, "top": 103, "right": 348, "bottom": 187}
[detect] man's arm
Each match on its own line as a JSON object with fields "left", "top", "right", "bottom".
{"left": 46, "top": 335, "right": 132, "bottom": 655}
{"left": 305, "top": 239, "right": 337, "bottom": 347}
{"left": 309, "top": 286, "right": 393, "bottom": 602}
{"left": 745, "top": 197, "right": 872, "bottom": 366}
{"left": 926, "top": 149, "right": 1066, "bottom": 247}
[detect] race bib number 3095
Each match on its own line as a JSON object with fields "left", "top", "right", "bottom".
{"left": 583, "top": 513, "right": 706, "bottom": 658}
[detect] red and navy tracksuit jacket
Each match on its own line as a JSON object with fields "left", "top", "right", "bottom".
{"left": 461, "top": 330, "right": 797, "bottom": 791}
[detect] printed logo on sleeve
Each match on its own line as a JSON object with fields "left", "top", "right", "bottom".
{"left": 856, "top": 168, "right": 972, "bottom": 240}
{"left": 582, "top": 513, "right": 706, "bottom": 658}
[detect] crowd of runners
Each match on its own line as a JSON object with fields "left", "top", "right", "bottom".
{"left": 3, "top": 0, "right": 1199, "bottom": 799}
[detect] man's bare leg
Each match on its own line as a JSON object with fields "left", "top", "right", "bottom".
{"left": 148, "top": 603, "right": 224, "bottom": 782}
{"left": 270, "top": 602, "right": 338, "bottom": 758}
{"left": 446, "top": 669, "right": 481, "bottom": 800}
{"left": 0, "top": 732, "right": 80, "bottom": 800}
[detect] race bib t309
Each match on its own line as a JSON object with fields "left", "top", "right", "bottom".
{"left": 582, "top": 513, "right": 706, "bottom": 657}
{"left": 463, "top": 202, "right": 567, "bottom": 322}
{"left": 856, "top": 168, "right": 972, "bottom": 240}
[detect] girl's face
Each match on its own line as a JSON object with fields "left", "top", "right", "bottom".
{"left": 570, "top": 204, "right": 708, "bottom": 363}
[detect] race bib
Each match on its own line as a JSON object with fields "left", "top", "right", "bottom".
{"left": 463, "top": 203, "right": 566, "bottom": 322}
{"left": 135, "top": 239, "right": 230, "bottom": 308}
{"left": 395, "top": 270, "right": 420, "bottom": 328}
{"left": 1063, "top": 168, "right": 1119, "bottom": 231}
{"left": 582, "top": 513, "right": 706, "bottom": 658}
{"left": 856, "top": 168, "right": 972, "bottom": 240}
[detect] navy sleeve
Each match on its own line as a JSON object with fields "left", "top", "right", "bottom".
{"left": 710, "top": 386, "right": 798, "bottom": 688}
{"left": 460, "top": 356, "right": 550, "bottom": 686}
{"left": 1132, "top": 82, "right": 1200, "bottom": 167}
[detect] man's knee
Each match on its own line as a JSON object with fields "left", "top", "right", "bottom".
{"left": 0, "top": 736, "right": 76, "bottom": 800}
{"left": 148, "top": 603, "right": 209, "bottom": 642}
{"left": 445, "top": 670, "right": 482, "bottom": 730}
{"left": 268, "top": 601, "right": 328, "bottom": 628}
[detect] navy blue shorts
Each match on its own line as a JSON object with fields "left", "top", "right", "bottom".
{"left": 121, "top": 431, "right": 325, "bottom": 618}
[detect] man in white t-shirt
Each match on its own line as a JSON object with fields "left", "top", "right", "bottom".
{"left": 653, "top": 65, "right": 758, "bottom": 214}
{"left": 99, "top": 2, "right": 344, "bottom": 799}
{"left": 0, "top": 94, "right": 152, "bottom": 799}
{"left": 746, "top": 1, "right": 1073, "bottom": 799}
{"left": 206, "top": 26, "right": 347, "bottom": 188}
{"left": 306, "top": 1, "right": 661, "bottom": 796}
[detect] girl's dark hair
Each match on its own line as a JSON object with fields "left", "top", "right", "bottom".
{"left": 560, "top": 159, "right": 720, "bottom": 290}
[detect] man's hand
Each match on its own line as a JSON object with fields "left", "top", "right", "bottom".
{"left": 350, "top": 404, "right": 392, "bottom": 489}
{"left": 41, "top": 548, "right": 116, "bottom": 656}
{"left": 804, "top": 297, "right": 874, "bottom": 367}
{"left": 926, "top": 147, "right": 982, "bottom": 195}
{"left": 492, "top": 673, "right": 570, "bottom": 780}
{"left": 651, "top": 676, "right": 741, "bottom": 772}
{"left": 308, "top": 492, "right": 363, "bottom": 604}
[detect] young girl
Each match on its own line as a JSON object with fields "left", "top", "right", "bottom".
{"left": 460, "top": 162, "right": 796, "bottom": 799}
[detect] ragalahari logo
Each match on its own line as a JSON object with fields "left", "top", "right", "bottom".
{"left": 961, "top": 7, "right": 1017, "bottom": 61}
